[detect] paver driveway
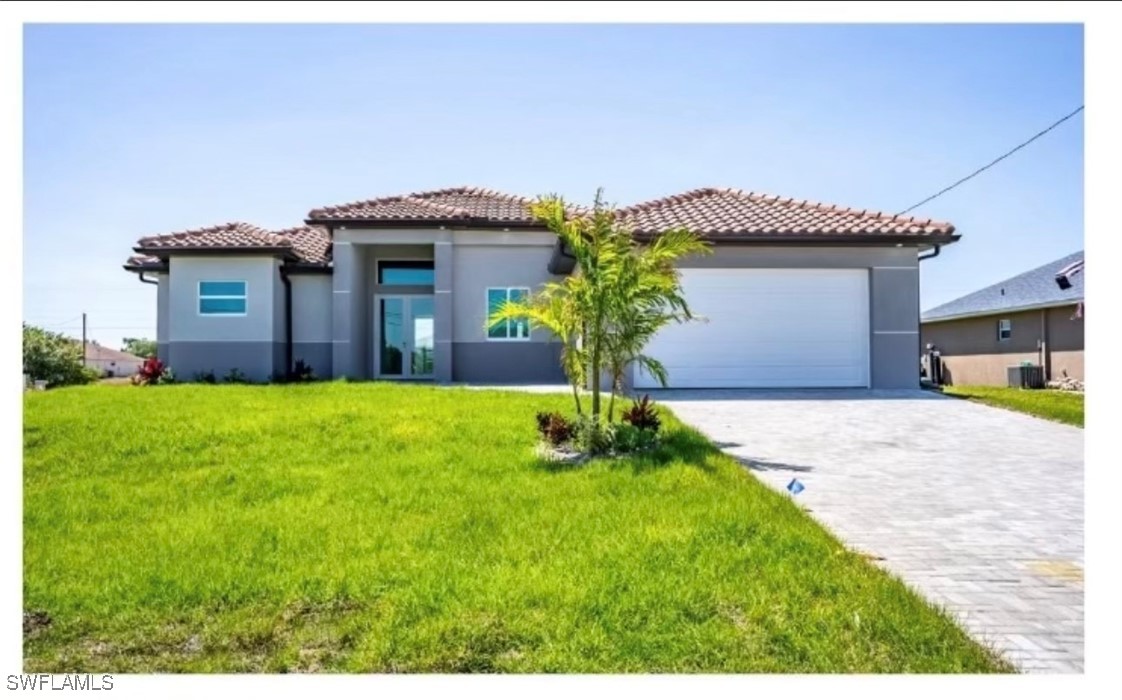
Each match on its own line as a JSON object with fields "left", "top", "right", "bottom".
{"left": 654, "top": 389, "right": 1084, "bottom": 673}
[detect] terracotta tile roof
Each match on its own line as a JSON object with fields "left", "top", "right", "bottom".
{"left": 128, "top": 222, "right": 332, "bottom": 268}
{"left": 272, "top": 225, "right": 331, "bottom": 264}
{"left": 617, "top": 187, "right": 956, "bottom": 238}
{"left": 135, "top": 222, "right": 291, "bottom": 252}
{"left": 123, "top": 254, "right": 165, "bottom": 271}
{"left": 307, "top": 186, "right": 538, "bottom": 224}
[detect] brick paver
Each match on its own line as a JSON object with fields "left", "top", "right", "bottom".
{"left": 655, "top": 389, "right": 1084, "bottom": 673}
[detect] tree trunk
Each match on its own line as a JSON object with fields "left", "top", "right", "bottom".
{"left": 571, "top": 380, "right": 583, "bottom": 417}
{"left": 607, "top": 384, "right": 616, "bottom": 423}
{"left": 590, "top": 348, "right": 601, "bottom": 421}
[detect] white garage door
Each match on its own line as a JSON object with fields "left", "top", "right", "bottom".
{"left": 635, "top": 268, "right": 870, "bottom": 389}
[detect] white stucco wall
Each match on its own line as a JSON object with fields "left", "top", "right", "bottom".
{"left": 167, "top": 256, "right": 280, "bottom": 342}
{"left": 291, "top": 274, "right": 333, "bottom": 343}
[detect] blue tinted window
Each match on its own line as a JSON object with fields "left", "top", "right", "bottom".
{"left": 486, "top": 287, "right": 531, "bottom": 340}
{"left": 199, "top": 280, "right": 247, "bottom": 315}
{"left": 199, "top": 281, "right": 246, "bottom": 297}
{"left": 199, "top": 297, "right": 247, "bottom": 315}
{"left": 379, "top": 262, "right": 434, "bottom": 285}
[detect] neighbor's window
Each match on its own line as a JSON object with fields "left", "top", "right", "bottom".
{"left": 487, "top": 287, "right": 530, "bottom": 340}
{"left": 378, "top": 261, "right": 435, "bottom": 285}
{"left": 997, "top": 318, "right": 1012, "bottom": 341}
{"left": 198, "top": 281, "right": 247, "bottom": 315}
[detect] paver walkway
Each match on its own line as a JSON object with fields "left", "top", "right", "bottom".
{"left": 655, "top": 389, "right": 1084, "bottom": 673}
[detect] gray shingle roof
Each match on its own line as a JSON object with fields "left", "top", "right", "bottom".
{"left": 922, "top": 250, "right": 1084, "bottom": 322}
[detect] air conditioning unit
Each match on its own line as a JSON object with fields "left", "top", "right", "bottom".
{"left": 1007, "top": 364, "right": 1045, "bottom": 389}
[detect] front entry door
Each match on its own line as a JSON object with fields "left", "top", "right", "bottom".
{"left": 376, "top": 295, "right": 435, "bottom": 379}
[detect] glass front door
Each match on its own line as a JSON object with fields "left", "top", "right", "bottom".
{"left": 376, "top": 295, "right": 435, "bottom": 379}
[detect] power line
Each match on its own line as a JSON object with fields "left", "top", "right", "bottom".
{"left": 896, "top": 105, "right": 1084, "bottom": 217}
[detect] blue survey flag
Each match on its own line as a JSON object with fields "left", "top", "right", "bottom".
{"left": 787, "top": 478, "right": 805, "bottom": 496}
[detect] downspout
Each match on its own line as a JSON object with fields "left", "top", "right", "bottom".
{"left": 280, "top": 266, "right": 293, "bottom": 379}
{"left": 138, "top": 272, "right": 158, "bottom": 285}
{"left": 918, "top": 244, "right": 941, "bottom": 262}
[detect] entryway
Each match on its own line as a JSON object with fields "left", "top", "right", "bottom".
{"left": 374, "top": 295, "right": 435, "bottom": 379}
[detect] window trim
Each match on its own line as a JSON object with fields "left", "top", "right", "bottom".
{"left": 376, "top": 259, "right": 435, "bottom": 286}
{"left": 197, "top": 280, "right": 248, "bottom": 317}
{"left": 997, "top": 318, "right": 1012, "bottom": 341}
{"left": 485, "top": 287, "right": 532, "bottom": 342}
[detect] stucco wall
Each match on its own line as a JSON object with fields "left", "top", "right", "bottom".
{"left": 291, "top": 273, "right": 333, "bottom": 378}
{"left": 166, "top": 255, "right": 282, "bottom": 381}
{"left": 168, "top": 256, "right": 279, "bottom": 342}
{"left": 156, "top": 273, "right": 169, "bottom": 362}
{"left": 450, "top": 239, "right": 565, "bottom": 383}
{"left": 451, "top": 243, "right": 561, "bottom": 343}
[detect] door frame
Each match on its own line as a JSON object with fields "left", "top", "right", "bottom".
{"left": 373, "top": 293, "right": 436, "bottom": 380}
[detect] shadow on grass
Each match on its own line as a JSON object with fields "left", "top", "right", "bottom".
{"left": 734, "top": 457, "right": 815, "bottom": 473}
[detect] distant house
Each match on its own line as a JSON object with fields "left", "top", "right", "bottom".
{"left": 921, "top": 251, "right": 1084, "bottom": 386}
{"left": 82, "top": 342, "right": 145, "bottom": 378}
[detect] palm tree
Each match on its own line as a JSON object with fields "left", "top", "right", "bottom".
{"left": 489, "top": 189, "right": 709, "bottom": 423}
{"left": 603, "top": 228, "right": 709, "bottom": 420}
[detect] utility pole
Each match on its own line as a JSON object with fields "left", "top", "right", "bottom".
{"left": 81, "top": 312, "right": 87, "bottom": 366}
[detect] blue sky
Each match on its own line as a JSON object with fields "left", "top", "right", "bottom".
{"left": 23, "top": 23, "right": 1083, "bottom": 347}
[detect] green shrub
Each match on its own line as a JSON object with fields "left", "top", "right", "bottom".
{"left": 22, "top": 325, "right": 99, "bottom": 388}
{"left": 223, "top": 368, "right": 249, "bottom": 384}
{"left": 573, "top": 417, "right": 613, "bottom": 455}
{"left": 194, "top": 370, "right": 218, "bottom": 384}
{"left": 610, "top": 423, "right": 660, "bottom": 454}
{"left": 288, "top": 359, "right": 316, "bottom": 382}
{"left": 534, "top": 411, "right": 574, "bottom": 446}
{"left": 621, "top": 394, "right": 661, "bottom": 432}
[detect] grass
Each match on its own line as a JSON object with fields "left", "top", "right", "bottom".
{"left": 24, "top": 383, "right": 1009, "bottom": 673}
{"left": 942, "top": 385, "right": 1084, "bottom": 427}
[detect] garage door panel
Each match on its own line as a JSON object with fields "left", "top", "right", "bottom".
{"left": 635, "top": 268, "right": 869, "bottom": 389}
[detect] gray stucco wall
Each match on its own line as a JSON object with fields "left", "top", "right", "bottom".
{"left": 291, "top": 274, "right": 333, "bottom": 377}
{"left": 165, "top": 256, "right": 284, "bottom": 381}
{"left": 167, "top": 341, "right": 282, "bottom": 382}
{"left": 450, "top": 237, "right": 563, "bottom": 383}
{"left": 156, "top": 273, "right": 169, "bottom": 363}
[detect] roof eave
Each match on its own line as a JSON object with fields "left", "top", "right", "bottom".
{"left": 922, "top": 298, "right": 1084, "bottom": 324}
{"left": 122, "top": 262, "right": 169, "bottom": 273}
{"left": 133, "top": 245, "right": 297, "bottom": 259}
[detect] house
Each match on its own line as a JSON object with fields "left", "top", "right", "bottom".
{"left": 81, "top": 341, "right": 145, "bottom": 378}
{"left": 921, "top": 251, "right": 1084, "bottom": 386}
{"left": 123, "top": 187, "right": 959, "bottom": 388}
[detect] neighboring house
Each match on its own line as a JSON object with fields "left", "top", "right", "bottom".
{"left": 123, "top": 186, "right": 959, "bottom": 388}
{"left": 921, "top": 251, "right": 1084, "bottom": 386}
{"left": 81, "top": 342, "right": 145, "bottom": 378}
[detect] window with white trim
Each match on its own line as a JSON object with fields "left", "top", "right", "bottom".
{"left": 486, "top": 287, "right": 530, "bottom": 340}
{"left": 997, "top": 318, "right": 1012, "bottom": 341}
{"left": 199, "top": 281, "right": 247, "bottom": 315}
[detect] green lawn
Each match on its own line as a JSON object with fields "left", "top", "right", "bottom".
{"left": 942, "top": 385, "right": 1084, "bottom": 427}
{"left": 24, "top": 383, "right": 1008, "bottom": 673}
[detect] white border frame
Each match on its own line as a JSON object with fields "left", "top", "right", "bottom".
{"left": 998, "top": 317, "right": 1013, "bottom": 341}
{"left": 196, "top": 279, "right": 248, "bottom": 317}
{"left": 485, "top": 287, "right": 532, "bottom": 342}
